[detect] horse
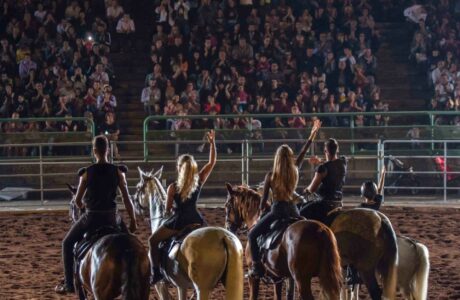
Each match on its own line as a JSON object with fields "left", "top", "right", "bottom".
{"left": 225, "top": 183, "right": 343, "bottom": 300}
{"left": 67, "top": 185, "right": 150, "bottom": 300}
{"left": 346, "top": 235, "right": 429, "bottom": 300}
{"left": 133, "top": 167, "right": 244, "bottom": 300}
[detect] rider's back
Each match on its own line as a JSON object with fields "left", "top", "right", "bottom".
{"left": 317, "top": 157, "right": 347, "bottom": 200}
{"left": 83, "top": 163, "right": 120, "bottom": 211}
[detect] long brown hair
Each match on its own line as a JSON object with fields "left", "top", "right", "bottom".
{"left": 271, "top": 145, "right": 298, "bottom": 200}
{"left": 176, "top": 154, "right": 199, "bottom": 200}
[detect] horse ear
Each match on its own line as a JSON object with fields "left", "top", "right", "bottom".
{"left": 138, "top": 166, "right": 145, "bottom": 181}
{"left": 225, "top": 182, "right": 233, "bottom": 195}
{"left": 66, "top": 183, "right": 77, "bottom": 195}
{"left": 153, "top": 166, "right": 163, "bottom": 179}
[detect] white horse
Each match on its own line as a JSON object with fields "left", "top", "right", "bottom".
{"left": 133, "top": 167, "right": 244, "bottom": 300}
{"left": 344, "top": 235, "right": 429, "bottom": 300}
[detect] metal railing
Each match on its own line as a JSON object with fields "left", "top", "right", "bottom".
{"left": 143, "top": 111, "right": 460, "bottom": 160}
{"left": 1, "top": 138, "right": 458, "bottom": 205}
{"left": 379, "top": 140, "right": 460, "bottom": 202}
{"left": 0, "top": 116, "right": 96, "bottom": 136}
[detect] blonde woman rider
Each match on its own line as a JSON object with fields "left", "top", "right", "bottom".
{"left": 149, "top": 130, "right": 216, "bottom": 284}
{"left": 248, "top": 120, "right": 321, "bottom": 278}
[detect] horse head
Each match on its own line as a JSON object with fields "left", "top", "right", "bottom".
{"left": 224, "top": 183, "right": 262, "bottom": 234}
{"left": 133, "top": 166, "right": 167, "bottom": 231}
{"left": 66, "top": 183, "right": 82, "bottom": 223}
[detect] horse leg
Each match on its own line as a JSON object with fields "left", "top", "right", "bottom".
{"left": 196, "top": 289, "right": 210, "bottom": 300}
{"left": 155, "top": 282, "right": 171, "bottom": 300}
{"left": 286, "top": 278, "right": 295, "bottom": 300}
{"left": 248, "top": 277, "right": 260, "bottom": 300}
{"left": 274, "top": 281, "right": 283, "bottom": 300}
{"left": 177, "top": 287, "right": 187, "bottom": 300}
{"left": 295, "top": 277, "right": 314, "bottom": 300}
{"left": 360, "top": 270, "right": 382, "bottom": 300}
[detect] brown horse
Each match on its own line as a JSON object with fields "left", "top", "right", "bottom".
{"left": 68, "top": 185, "right": 150, "bottom": 300}
{"left": 225, "top": 183, "right": 342, "bottom": 300}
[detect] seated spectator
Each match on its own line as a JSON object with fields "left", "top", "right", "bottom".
{"left": 99, "top": 112, "right": 120, "bottom": 158}
{"left": 141, "top": 79, "right": 162, "bottom": 115}
{"left": 116, "top": 14, "right": 135, "bottom": 52}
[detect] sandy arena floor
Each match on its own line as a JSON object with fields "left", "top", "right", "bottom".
{"left": 0, "top": 206, "right": 459, "bottom": 299}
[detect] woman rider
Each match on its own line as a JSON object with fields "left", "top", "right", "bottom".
{"left": 300, "top": 138, "right": 347, "bottom": 223}
{"left": 248, "top": 120, "right": 321, "bottom": 278}
{"left": 149, "top": 130, "right": 216, "bottom": 284}
{"left": 55, "top": 135, "right": 138, "bottom": 294}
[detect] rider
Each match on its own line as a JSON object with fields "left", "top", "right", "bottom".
{"left": 55, "top": 135, "right": 138, "bottom": 295}
{"left": 360, "top": 167, "right": 386, "bottom": 210}
{"left": 247, "top": 120, "right": 321, "bottom": 278}
{"left": 300, "top": 138, "right": 347, "bottom": 223}
{"left": 149, "top": 130, "right": 216, "bottom": 284}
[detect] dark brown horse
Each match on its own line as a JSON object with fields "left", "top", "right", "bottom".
{"left": 225, "top": 183, "right": 342, "bottom": 300}
{"left": 68, "top": 185, "right": 150, "bottom": 300}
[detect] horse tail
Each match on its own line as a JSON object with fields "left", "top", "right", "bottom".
{"left": 412, "top": 242, "right": 430, "bottom": 300}
{"left": 318, "top": 225, "right": 342, "bottom": 299}
{"left": 380, "top": 218, "right": 398, "bottom": 300}
{"left": 221, "top": 230, "right": 244, "bottom": 300}
{"left": 121, "top": 236, "right": 149, "bottom": 300}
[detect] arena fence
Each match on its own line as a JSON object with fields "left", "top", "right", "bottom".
{"left": 143, "top": 111, "right": 460, "bottom": 160}
{"left": 0, "top": 138, "right": 458, "bottom": 205}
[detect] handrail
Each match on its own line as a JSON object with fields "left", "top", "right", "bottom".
{"left": 0, "top": 117, "right": 96, "bottom": 137}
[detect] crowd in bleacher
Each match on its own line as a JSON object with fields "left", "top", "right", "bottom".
{"left": 142, "top": 0, "right": 392, "bottom": 133}
{"left": 407, "top": 0, "right": 460, "bottom": 126}
{"left": 0, "top": 0, "right": 130, "bottom": 157}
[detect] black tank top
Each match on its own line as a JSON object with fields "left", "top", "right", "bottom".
{"left": 316, "top": 157, "right": 347, "bottom": 201}
{"left": 79, "top": 163, "right": 127, "bottom": 211}
{"left": 173, "top": 183, "right": 202, "bottom": 213}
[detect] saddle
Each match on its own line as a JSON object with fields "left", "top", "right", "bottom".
{"left": 159, "top": 224, "right": 202, "bottom": 273}
{"left": 257, "top": 217, "right": 300, "bottom": 251}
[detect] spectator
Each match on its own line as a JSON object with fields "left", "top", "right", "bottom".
{"left": 141, "top": 79, "right": 162, "bottom": 115}
{"left": 99, "top": 112, "right": 120, "bottom": 158}
{"left": 116, "top": 14, "right": 135, "bottom": 52}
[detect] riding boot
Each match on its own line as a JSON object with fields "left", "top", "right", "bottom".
{"left": 150, "top": 266, "right": 164, "bottom": 285}
{"left": 248, "top": 261, "right": 265, "bottom": 279}
{"left": 55, "top": 280, "right": 75, "bottom": 295}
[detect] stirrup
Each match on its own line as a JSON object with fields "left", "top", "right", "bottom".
{"left": 55, "top": 283, "right": 75, "bottom": 294}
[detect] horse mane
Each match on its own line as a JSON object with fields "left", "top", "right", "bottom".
{"left": 152, "top": 176, "right": 167, "bottom": 202}
{"left": 234, "top": 185, "right": 262, "bottom": 221}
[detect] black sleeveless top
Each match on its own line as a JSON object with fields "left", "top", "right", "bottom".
{"left": 316, "top": 157, "right": 347, "bottom": 201}
{"left": 78, "top": 163, "right": 127, "bottom": 211}
{"left": 163, "top": 183, "right": 204, "bottom": 230}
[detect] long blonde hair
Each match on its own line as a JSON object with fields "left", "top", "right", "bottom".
{"left": 271, "top": 145, "right": 298, "bottom": 200}
{"left": 176, "top": 154, "right": 199, "bottom": 200}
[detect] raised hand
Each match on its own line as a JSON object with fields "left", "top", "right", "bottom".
{"left": 206, "top": 129, "right": 215, "bottom": 144}
{"left": 309, "top": 119, "right": 322, "bottom": 140}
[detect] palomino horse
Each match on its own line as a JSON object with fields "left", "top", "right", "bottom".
{"left": 67, "top": 185, "right": 150, "bottom": 300}
{"left": 225, "top": 183, "right": 343, "bottom": 300}
{"left": 133, "top": 167, "right": 244, "bottom": 300}
{"left": 346, "top": 236, "right": 429, "bottom": 300}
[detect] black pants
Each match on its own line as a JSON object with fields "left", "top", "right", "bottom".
{"left": 299, "top": 200, "right": 342, "bottom": 224}
{"left": 62, "top": 211, "right": 121, "bottom": 288}
{"left": 248, "top": 201, "right": 299, "bottom": 262}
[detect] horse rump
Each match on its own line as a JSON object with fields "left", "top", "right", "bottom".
{"left": 318, "top": 223, "right": 343, "bottom": 300}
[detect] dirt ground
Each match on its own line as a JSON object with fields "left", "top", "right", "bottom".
{"left": 1, "top": 206, "right": 459, "bottom": 299}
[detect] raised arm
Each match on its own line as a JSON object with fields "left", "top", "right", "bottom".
{"left": 296, "top": 119, "right": 322, "bottom": 168}
{"left": 199, "top": 130, "right": 216, "bottom": 184}
{"left": 118, "top": 170, "right": 137, "bottom": 233}
{"left": 377, "top": 166, "right": 386, "bottom": 194}
{"left": 75, "top": 172, "right": 87, "bottom": 209}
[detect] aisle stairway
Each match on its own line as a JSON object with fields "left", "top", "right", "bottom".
{"left": 376, "top": 22, "right": 431, "bottom": 112}
{"left": 110, "top": 0, "right": 154, "bottom": 159}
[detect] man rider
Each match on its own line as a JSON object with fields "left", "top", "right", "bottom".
{"left": 55, "top": 135, "right": 138, "bottom": 294}
{"left": 300, "top": 138, "right": 347, "bottom": 223}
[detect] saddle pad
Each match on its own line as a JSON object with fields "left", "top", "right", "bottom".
{"left": 74, "top": 226, "right": 120, "bottom": 260}
{"left": 257, "top": 218, "right": 299, "bottom": 251}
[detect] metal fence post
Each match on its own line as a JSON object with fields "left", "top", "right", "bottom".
{"left": 241, "top": 141, "right": 246, "bottom": 185}
{"left": 110, "top": 141, "right": 114, "bottom": 163}
{"left": 380, "top": 141, "right": 385, "bottom": 202}
{"left": 444, "top": 141, "right": 447, "bottom": 202}
{"left": 39, "top": 145, "right": 44, "bottom": 205}
{"left": 245, "top": 140, "right": 250, "bottom": 185}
